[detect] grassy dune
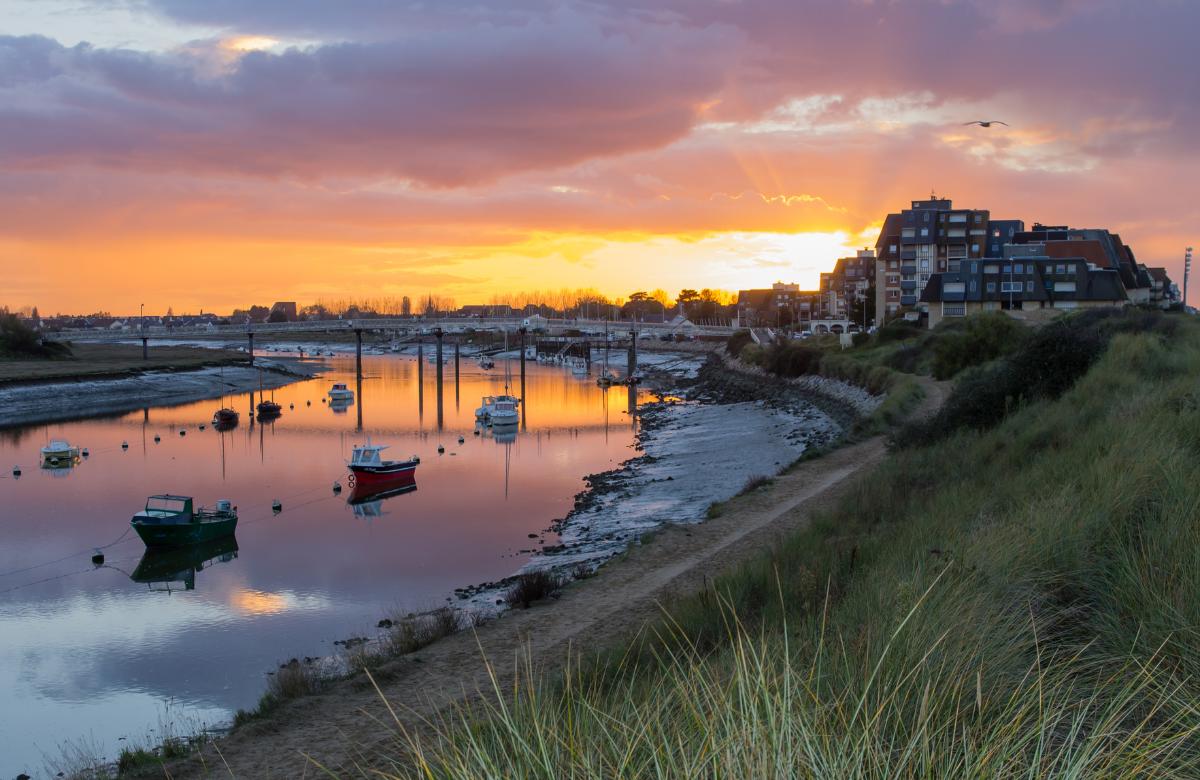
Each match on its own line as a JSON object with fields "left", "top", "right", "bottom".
{"left": 371, "top": 316, "right": 1200, "bottom": 777}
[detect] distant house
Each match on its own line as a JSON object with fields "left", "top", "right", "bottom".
{"left": 270, "top": 301, "right": 298, "bottom": 322}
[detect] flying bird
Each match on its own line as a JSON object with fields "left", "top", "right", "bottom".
{"left": 963, "top": 120, "right": 1009, "bottom": 128}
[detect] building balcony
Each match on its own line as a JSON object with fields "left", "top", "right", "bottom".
{"left": 899, "top": 249, "right": 917, "bottom": 259}
{"left": 900, "top": 264, "right": 916, "bottom": 275}
{"left": 900, "top": 294, "right": 918, "bottom": 306}
{"left": 900, "top": 280, "right": 917, "bottom": 291}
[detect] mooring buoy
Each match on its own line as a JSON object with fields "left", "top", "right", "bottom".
{"left": 12, "top": 465, "right": 21, "bottom": 477}
{"left": 458, "top": 436, "right": 465, "bottom": 444}
{"left": 153, "top": 435, "right": 161, "bottom": 443}
{"left": 332, "top": 482, "right": 342, "bottom": 494}
{"left": 199, "top": 424, "right": 206, "bottom": 430}
{"left": 272, "top": 500, "right": 282, "bottom": 513}
{"left": 438, "top": 445, "right": 445, "bottom": 454}
{"left": 121, "top": 441, "right": 129, "bottom": 449}
{"left": 81, "top": 448, "right": 89, "bottom": 457}
{"left": 179, "top": 430, "right": 186, "bottom": 436}
{"left": 91, "top": 551, "right": 105, "bottom": 565}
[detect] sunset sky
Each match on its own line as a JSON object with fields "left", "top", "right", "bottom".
{"left": 1, "top": 0, "right": 1196, "bottom": 315}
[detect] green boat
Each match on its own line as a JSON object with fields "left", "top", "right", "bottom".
{"left": 131, "top": 494, "right": 238, "bottom": 548}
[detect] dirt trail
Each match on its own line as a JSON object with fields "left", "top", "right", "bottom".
{"left": 174, "top": 377, "right": 948, "bottom": 778}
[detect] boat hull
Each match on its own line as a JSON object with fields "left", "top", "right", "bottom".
{"left": 132, "top": 515, "right": 238, "bottom": 548}
{"left": 348, "top": 461, "right": 418, "bottom": 490}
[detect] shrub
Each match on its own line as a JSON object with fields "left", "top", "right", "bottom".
{"left": 929, "top": 312, "right": 1026, "bottom": 380}
{"left": 765, "top": 342, "right": 822, "bottom": 377}
{"left": 726, "top": 329, "right": 753, "bottom": 357}
{"left": 383, "top": 607, "right": 464, "bottom": 655}
{"left": 898, "top": 312, "right": 1114, "bottom": 447}
{"left": 875, "top": 318, "right": 923, "bottom": 343}
{"left": 851, "top": 331, "right": 871, "bottom": 348}
{"left": 504, "top": 571, "right": 565, "bottom": 609}
{"left": 0, "top": 312, "right": 70, "bottom": 358}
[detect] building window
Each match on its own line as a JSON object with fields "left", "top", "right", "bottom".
{"left": 970, "top": 280, "right": 977, "bottom": 292}
{"left": 971, "top": 244, "right": 980, "bottom": 253}
{"left": 1056, "top": 264, "right": 1066, "bottom": 275}
{"left": 902, "top": 228, "right": 915, "bottom": 238}
{"left": 992, "top": 229, "right": 1001, "bottom": 238}
{"left": 920, "top": 228, "right": 929, "bottom": 237}
{"left": 1026, "top": 281, "right": 1034, "bottom": 292}
{"left": 1014, "top": 263, "right": 1023, "bottom": 274}
{"left": 943, "top": 282, "right": 965, "bottom": 294}
{"left": 924, "top": 212, "right": 930, "bottom": 222}
{"left": 986, "top": 282, "right": 996, "bottom": 293}
{"left": 889, "top": 244, "right": 897, "bottom": 253}
{"left": 990, "top": 244, "right": 999, "bottom": 254}
{"left": 887, "top": 290, "right": 899, "bottom": 300}
{"left": 983, "top": 264, "right": 999, "bottom": 274}
{"left": 974, "top": 214, "right": 983, "bottom": 223}
{"left": 1001, "top": 281, "right": 1022, "bottom": 293}
{"left": 1054, "top": 281, "right": 1077, "bottom": 293}
{"left": 971, "top": 262, "right": 978, "bottom": 273}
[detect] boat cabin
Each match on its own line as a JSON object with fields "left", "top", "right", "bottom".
{"left": 137, "top": 495, "right": 194, "bottom": 521}
{"left": 350, "top": 444, "right": 389, "bottom": 467}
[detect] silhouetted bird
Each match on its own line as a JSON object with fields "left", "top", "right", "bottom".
{"left": 963, "top": 120, "right": 1009, "bottom": 128}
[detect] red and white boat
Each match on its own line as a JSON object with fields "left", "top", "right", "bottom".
{"left": 346, "top": 442, "right": 419, "bottom": 490}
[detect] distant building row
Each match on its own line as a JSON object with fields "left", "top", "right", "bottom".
{"left": 876, "top": 197, "right": 1177, "bottom": 328}
{"left": 736, "top": 196, "right": 1179, "bottom": 332}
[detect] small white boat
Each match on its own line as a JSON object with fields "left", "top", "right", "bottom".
{"left": 489, "top": 399, "right": 519, "bottom": 426}
{"left": 475, "top": 394, "right": 521, "bottom": 423}
{"left": 328, "top": 382, "right": 354, "bottom": 400}
{"left": 478, "top": 355, "right": 495, "bottom": 370}
{"left": 568, "top": 357, "right": 589, "bottom": 377}
{"left": 40, "top": 440, "right": 81, "bottom": 468}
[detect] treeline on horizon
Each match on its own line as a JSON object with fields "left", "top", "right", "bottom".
{"left": 5, "top": 287, "right": 738, "bottom": 321}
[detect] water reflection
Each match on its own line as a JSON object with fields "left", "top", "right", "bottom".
{"left": 129, "top": 537, "right": 240, "bottom": 593}
{"left": 0, "top": 355, "right": 649, "bottom": 773}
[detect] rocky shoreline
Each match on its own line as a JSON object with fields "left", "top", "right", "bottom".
{"left": 449, "top": 352, "right": 868, "bottom": 612}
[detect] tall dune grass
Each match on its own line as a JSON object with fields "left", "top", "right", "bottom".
{"left": 366, "top": 322, "right": 1200, "bottom": 778}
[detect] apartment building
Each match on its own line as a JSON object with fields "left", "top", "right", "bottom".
{"left": 821, "top": 249, "right": 875, "bottom": 325}
{"left": 873, "top": 197, "right": 1023, "bottom": 323}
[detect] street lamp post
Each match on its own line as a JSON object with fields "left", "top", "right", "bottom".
{"left": 1185, "top": 247, "right": 1193, "bottom": 310}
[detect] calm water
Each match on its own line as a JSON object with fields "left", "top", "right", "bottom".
{"left": 0, "top": 354, "right": 641, "bottom": 774}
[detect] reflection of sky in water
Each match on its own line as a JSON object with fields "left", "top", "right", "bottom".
{"left": 0, "top": 355, "right": 641, "bottom": 774}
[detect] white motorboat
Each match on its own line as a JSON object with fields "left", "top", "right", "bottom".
{"left": 568, "top": 356, "right": 589, "bottom": 376}
{"left": 328, "top": 382, "right": 355, "bottom": 400}
{"left": 489, "top": 398, "right": 519, "bottom": 426}
{"left": 40, "top": 440, "right": 81, "bottom": 468}
{"left": 478, "top": 355, "right": 495, "bottom": 370}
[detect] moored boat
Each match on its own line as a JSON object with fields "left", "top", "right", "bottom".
{"left": 40, "top": 440, "right": 81, "bottom": 468}
{"left": 346, "top": 442, "right": 419, "bottom": 490}
{"left": 489, "top": 398, "right": 519, "bottom": 426}
{"left": 212, "top": 408, "right": 239, "bottom": 428}
{"left": 256, "top": 399, "right": 282, "bottom": 418}
{"left": 328, "top": 382, "right": 354, "bottom": 400}
{"left": 131, "top": 495, "right": 238, "bottom": 548}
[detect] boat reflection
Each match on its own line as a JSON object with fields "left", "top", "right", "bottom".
{"left": 346, "top": 480, "right": 418, "bottom": 519}
{"left": 329, "top": 397, "right": 354, "bottom": 415}
{"left": 129, "top": 536, "right": 240, "bottom": 592}
{"left": 492, "top": 423, "right": 518, "bottom": 444}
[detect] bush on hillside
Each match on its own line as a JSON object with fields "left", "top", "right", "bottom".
{"left": 929, "top": 312, "right": 1027, "bottom": 380}
{"left": 875, "top": 318, "right": 923, "bottom": 343}
{"left": 726, "top": 329, "right": 753, "bottom": 357}
{"left": 0, "top": 313, "right": 70, "bottom": 358}
{"left": 897, "top": 312, "right": 1119, "bottom": 448}
{"left": 764, "top": 342, "right": 822, "bottom": 378}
